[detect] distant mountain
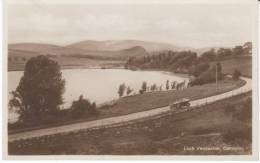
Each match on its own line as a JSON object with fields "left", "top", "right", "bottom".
{"left": 8, "top": 42, "right": 149, "bottom": 60}
{"left": 115, "top": 46, "right": 148, "bottom": 58}
{"left": 9, "top": 43, "right": 61, "bottom": 52}
{"left": 8, "top": 40, "right": 221, "bottom": 60}
{"left": 66, "top": 40, "right": 182, "bottom": 52}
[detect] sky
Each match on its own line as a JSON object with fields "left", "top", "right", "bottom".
{"left": 7, "top": 0, "right": 256, "bottom": 48}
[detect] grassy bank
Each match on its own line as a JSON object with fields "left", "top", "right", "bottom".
{"left": 9, "top": 92, "right": 252, "bottom": 155}
{"left": 99, "top": 77, "right": 245, "bottom": 117}
{"left": 9, "top": 77, "right": 245, "bottom": 133}
{"left": 212, "top": 55, "right": 252, "bottom": 77}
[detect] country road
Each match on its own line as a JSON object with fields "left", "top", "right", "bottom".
{"left": 8, "top": 77, "right": 252, "bottom": 142}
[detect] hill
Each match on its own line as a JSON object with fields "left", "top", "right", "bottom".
{"left": 8, "top": 40, "right": 215, "bottom": 60}
{"left": 8, "top": 41, "right": 150, "bottom": 59}
{"left": 66, "top": 39, "right": 182, "bottom": 52}
{"left": 9, "top": 43, "right": 61, "bottom": 53}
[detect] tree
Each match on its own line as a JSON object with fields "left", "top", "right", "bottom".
{"left": 9, "top": 55, "right": 65, "bottom": 123}
{"left": 118, "top": 83, "right": 126, "bottom": 97}
{"left": 166, "top": 80, "right": 169, "bottom": 90}
{"left": 126, "top": 86, "right": 133, "bottom": 95}
{"left": 232, "top": 69, "right": 241, "bottom": 80}
{"left": 199, "top": 48, "right": 216, "bottom": 62}
{"left": 190, "top": 62, "right": 210, "bottom": 77}
{"left": 243, "top": 42, "right": 252, "bottom": 55}
{"left": 150, "top": 84, "right": 157, "bottom": 91}
{"left": 233, "top": 46, "right": 244, "bottom": 55}
{"left": 217, "top": 48, "right": 232, "bottom": 58}
{"left": 141, "top": 81, "right": 147, "bottom": 92}
{"left": 192, "top": 63, "right": 223, "bottom": 85}
{"left": 71, "top": 95, "right": 97, "bottom": 118}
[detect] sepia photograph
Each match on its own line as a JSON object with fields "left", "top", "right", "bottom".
{"left": 3, "top": 0, "right": 259, "bottom": 160}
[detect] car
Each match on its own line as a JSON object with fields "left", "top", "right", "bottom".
{"left": 169, "top": 98, "right": 191, "bottom": 110}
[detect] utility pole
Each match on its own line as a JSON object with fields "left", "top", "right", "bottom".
{"left": 216, "top": 63, "right": 218, "bottom": 91}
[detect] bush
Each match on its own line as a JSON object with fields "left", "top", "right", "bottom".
{"left": 232, "top": 69, "right": 241, "bottom": 80}
{"left": 192, "top": 63, "right": 223, "bottom": 85}
{"left": 126, "top": 86, "right": 133, "bottom": 95}
{"left": 118, "top": 83, "right": 126, "bottom": 97}
{"left": 141, "top": 81, "right": 147, "bottom": 92}
{"left": 70, "top": 95, "right": 98, "bottom": 118}
{"left": 190, "top": 62, "right": 210, "bottom": 77}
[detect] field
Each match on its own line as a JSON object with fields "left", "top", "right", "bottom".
{"left": 9, "top": 92, "right": 252, "bottom": 155}
{"left": 9, "top": 77, "right": 245, "bottom": 132}
{"left": 99, "top": 77, "right": 245, "bottom": 118}
{"left": 213, "top": 56, "right": 252, "bottom": 77}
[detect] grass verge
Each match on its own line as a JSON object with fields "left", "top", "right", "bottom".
{"left": 8, "top": 92, "right": 252, "bottom": 155}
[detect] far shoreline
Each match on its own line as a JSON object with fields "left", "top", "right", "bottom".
{"left": 8, "top": 65, "right": 191, "bottom": 79}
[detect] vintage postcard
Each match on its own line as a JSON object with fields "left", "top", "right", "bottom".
{"left": 2, "top": 0, "right": 259, "bottom": 160}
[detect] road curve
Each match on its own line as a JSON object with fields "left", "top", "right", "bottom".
{"left": 8, "top": 77, "right": 251, "bottom": 142}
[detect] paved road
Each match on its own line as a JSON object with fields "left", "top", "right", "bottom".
{"left": 8, "top": 77, "right": 251, "bottom": 142}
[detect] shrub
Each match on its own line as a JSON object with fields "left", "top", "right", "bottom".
{"left": 192, "top": 63, "right": 223, "bottom": 85}
{"left": 150, "top": 84, "right": 157, "bottom": 91}
{"left": 141, "top": 81, "right": 147, "bottom": 92}
{"left": 118, "top": 83, "right": 126, "bottom": 97}
{"left": 126, "top": 86, "right": 133, "bottom": 95}
{"left": 70, "top": 95, "right": 98, "bottom": 118}
{"left": 165, "top": 80, "right": 169, "bottom": 90}
{"left": 139, "top": 89, "right": 145, "bottom": 94}
{"left": 232, "top": 69, "right": 241, "bottom": 80}
{"left": 190, "top": 62, "right": 210, "bottom": 77}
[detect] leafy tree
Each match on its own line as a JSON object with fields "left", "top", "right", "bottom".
{"left": 71, "top": 95, "right": 97, "bottom": 118}
{"left": 166, "top": 80, "right": 169, "bottom": 90}
{"left": 118, "top": 83, "right": 126, "bottom": 97}
{"left": 150, "top": 84, "right": 157, "bottom": 91}
{"left": 243, "top": 42, "right": 252, "bottom": 55}
{"left": 199, "top": 48, "right": 216, "bottom": 62}
{"left": 141, "top": 81, "right": 147, "bottom": 92}
{"left": 139, "top": 89, "right": 145, "bottom": 94}
{"left": 217, "top": 48, "right": 232, "bottom": 58}
{"left": 9, "top": 55, "right": 65, "bottom": 123}
{"left": 192, "top": 63, "right": 223, "bottom": 85}
{"left": 190, "top": 62, "right": 210, "bottom": 77}
{"left": 126, "top": 86, "right": 133, "bottom": 95}
{"left": 233, "top": 46, "right": 244, "bottom": 55}
{"left": 232, "top": 69, "right": 241, "bottom": 80}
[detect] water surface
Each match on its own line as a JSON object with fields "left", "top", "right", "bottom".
{"left": 8, "top": 69, "right": 188, "bottom": 122}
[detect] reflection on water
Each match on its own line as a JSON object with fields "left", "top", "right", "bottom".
{"left": 8, "top": 69, "right": 188, "bottom": 123}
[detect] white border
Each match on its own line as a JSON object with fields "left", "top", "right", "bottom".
{"left": 1, "top": 0, "right": 259, "bottom": 161}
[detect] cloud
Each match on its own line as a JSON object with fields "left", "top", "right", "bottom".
{"left": 7, "top": 3, "right": 255, "bottom": 48}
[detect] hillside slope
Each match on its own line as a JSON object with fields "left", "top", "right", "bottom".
{"left": 66, "top": 40, "right": 181, "bottom": 52}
